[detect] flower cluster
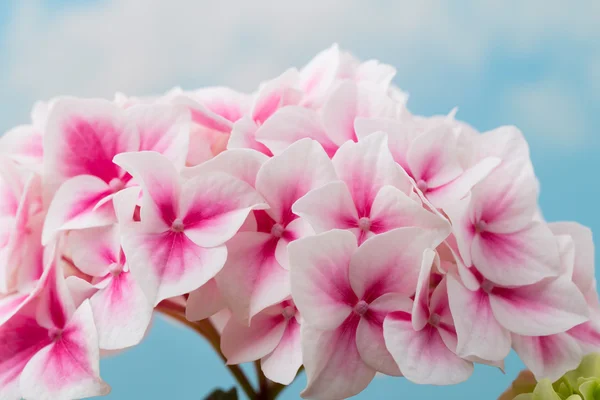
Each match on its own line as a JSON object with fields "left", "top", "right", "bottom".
{"left": 0, "top": 45, "right": 597, "bottom": 400}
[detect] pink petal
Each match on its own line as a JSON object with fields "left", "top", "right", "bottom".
{"left": 36, "top": 256, "right": 76, "bottom": 331}
{"left": 255, "top": 106, "right": 338, "bottom": 156}
{"left": 228, "top": 117, "right": 273, "bottom": 156}
{"left": 113, "top": 151, "right": 182, "bottom": 230}
{"left": 470, "top": 160, "right": 538, "bottom": 233}
{"left": 121, "top": 227, "right": 227, "bottom": 305}
{"left": 446, "top": 275, "right": 511, "bottom": 361}
{"left": 216, "top": 232, "right": 290, "bottom": 322}
{"left": 291, "top": 180, "right": 358, "bottom": 234}
{"left": 251, "top": 69, "right": 301, "bottom": 124}
{"left": 221, "top": 304, "right": 287, "bottom": 364}
{"left": 406, "top": 125, "right": 463, "bottom": 189}
{"left": 444, "top": 194, "right": 475, "bottom": 268}
{"left": 0, "top": 313, "right": 50, "bottom": 399}
{"left": 369, "top": 185, "right": 450, "bottom": 234}
{"left": 191, "top": 86, "right": 250, "bottom": 123}
{"left": 411, "top": 249, "right": 437, "bottom": 331}
{"left": 274, "top": 218, "right": 314, "bottom": 270}
{"left": 42, "top": 175, "right": 114, "bottom": 245}
{"left": 44, "top": 98, "right": 138, "bottom": 193}
{"left": 472, "top": 221, "right": 561, "bottom": 286}
{"left": 0, "top": 291, "right": 37, "bottom": 326}
{"left": 299, "top": 44, "right": 340, "bottom": 97}
{"left": 186, "top": 278, "right": 226, "bottom": 321}
{"left": 68, "top": 225, "right": 120, "bottom": 278}
{"left": 350, "top": 229, "right": 444, "bottom": 304}
{"left": 512, "top": 333, "right": 582, "bottom": 381}
{"left": 0, "top": 125, "right": 44, "bottom": 171}
{"left": 183, "top": 148, "right": 268, "bottom": 187}
{"left": 90, "top": 271, "right": 153, "bottom": 350}
{"left": 289, "top": 230, "right": 356, "bottom": 330}
{"left": 172, "top": 94, "right": 233, "bottom": 133}
{"left": 256, "top": 138, "right": 336, "bottom": 225}
{"left": 261, "top": 318, "right": 302, "bottom": 385}
{"left": 356, "top": 293, "right": 406, "bottom": 376}
{"left": 179, "top": 172, "right": 267, "bottom": 248}
{"left": 549, "top": 222, "right": 595, "bottom": 296}
{"left": 568, "top": 319, "right": 600, "bottom": 353}
{"left": 301, "top": 319, "right": 376, "bottom": 399}
{"left": 426, "top": 156, "right": 500, "bottom": 208}
{"left": 383, "top": 311, "right": 474, "bottom": 385}
{"left": 20, "top": 300, "right": 110, "bottom": 400}
{"left": 112, "top": 186, "right": 141, "bottom": 224}
{"left": 128, "top": 104, "right": 191, "bottom": 169}
{"left": 490, "top": 277, "right": 589, "bottom": 336}
{"left": 332, "top": 132, "right": 412, "bottom": 217}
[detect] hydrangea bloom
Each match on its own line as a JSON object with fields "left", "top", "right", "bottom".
{"left": 0, "top": 44, "right": 597, "bottom": 400}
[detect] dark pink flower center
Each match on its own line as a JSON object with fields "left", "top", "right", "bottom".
{"left": 282, "top": 306, "right": 296, "bottom": 320}
{"left": 428, "top": 313, "right": 441, "bottom": 327}
{"left": 172, "top": 218, "right": 185, "bottom": 233}
{"left": 48, "top": 328, "right": 63, "bottom": 342}
{"left": 481, "top": 279, "right": 495, "bottom": 294}
{"left": 357, "top": 217, "right": 371, "bottom": 232}
{"left": 475, "top": 220, "right": 488, "bottom": 234}
{"left": 271, "top": 223, "right": 285, "bottom": 238}
{"left": 108, "top": 262, "right": 123, "bottom": 276}
{"left": 354, "top": 300, "right": 369, "bottom": 316}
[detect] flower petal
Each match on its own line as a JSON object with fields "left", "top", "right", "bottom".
{"left": 332, "top": 132, "right": 412, "bottom": 216}
{"left": 255, "top": 106, "right": 338, "bottom": 156}
{"left": 121, "top": 227, "right": 227, "bottom": 305}
{"left": 113, "top": 151, "right": 182, "bottom": 230}
{"left": 292, "top": 180, "right": 358, "bottom": 234}
{"left": 383, "top": 311, "right": 473, "bottom": 385}
{"left": 182, "top": 148, "right": 268, "bottom": 187}
{"left": 289, "top": 230, "right": 356, "bottom": 330}
{"left": 301, "top": 319, "right": 376, "bottom": 400}
{"left": 44, "top": 98, "right": 137, "bottom": 193}
{"left": 90, "top": 272, "right": 153, "bottom": 350}
{"left": 221, "top": 305, "right": 287, "bottom": 364}
{"left": 42, "top": 175, "right": 114, "bottom": 245}
{"left": 216, "top": 232, "right": 290, "bottom": 322}
{"left": 69, "top": 225, "right": 120, "bottom": 278}
{"left": 185, "top": 278, "right": 226, "bottom": 321}
{"left": 179, "top": 172, "right": 267, "bottom": 248}
{"left": 256, "top": 138, "right": 336, "bottom": 225}
{"left": 512, "top": 333, "right": 582, "bottom": 382}
{"left": 472, "top": 221, "right": 561, "bottom": 286}
{"left": 20, "top": 300, "right": 110, "bottom": 400}
{"left": 261, "top": 318, "right": 303, "bottom": 385}
{"left": 128, "top": 103, "right": 190, "bottom": 169}
{"left": 490, "top": 277, "right": 589, "bottom": 336}
{"left": 446, "top": 275, "right": 511, "bottom": 361}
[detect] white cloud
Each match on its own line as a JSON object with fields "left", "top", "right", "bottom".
{"left": 0, "top": 0, "right": 598, "bottom": 143}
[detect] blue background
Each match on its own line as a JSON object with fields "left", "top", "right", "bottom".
{"left": 1, "top": 1, "right": 599, "bottom": 398}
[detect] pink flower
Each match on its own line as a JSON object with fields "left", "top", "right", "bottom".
{"left": 0, "top": 252, "right": 109, "bottom": 400}
{"left": 221, "top": 299, "right": 302, "bottom": 385}
{"left": 113, "top": 151, "right": 267, "bottom": 306}
{"left": 289, "top": 227, "right": 447, "bottom": 399}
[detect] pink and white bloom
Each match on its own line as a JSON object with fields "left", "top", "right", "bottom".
{"left": 114, "top": 151, "right": 266, "bottom": 306}
{"left": 216, "top": 139, "right": 337, "bottom": 322}
{"left": 221, "top": 299, "right": 302, "bottom": 385}
{"left": 289, "top": 227, "right": 446, "bottom": 399}
{"left": 42, "top": 98, "right": 190, "bottom": 244}
{"left": 384, "top": 250, "right": 474, "bottom": 385}
{"left": 0, "top": 252, "right": 109, "bottom": 400}
{"left": 293, "top": 132, "right": 449, "bottom": 244}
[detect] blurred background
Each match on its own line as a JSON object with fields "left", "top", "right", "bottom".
{"left": 1, "top": 0, "right": 599, "bottom": 398}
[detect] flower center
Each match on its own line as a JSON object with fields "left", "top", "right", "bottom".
{"left": 354, "top": 300, "right": 369, "bottom": 316}
{"left": 357, "top": 217, "right": 371, "bottom": 232}
{"left": 48, "top": 328, "right": 63, "bottom": 342}
{"left": 282, "top": 306, "right": 295, "bottom": 320}
{"left": 481, "top": 279, "right": 495, "bottom": 294}
{"left": 171, "top": 218, "right": 185, "bottom": 233}
{"left": 428, "top": 313, "right": 441, "bottom": 327}
{"left": 475, "top": 220, "right": 488, "bottom": 234}
{"left": 271, "top": 223, "right": 285, "bottom": 238}
{"left": 108, "top": 262, "right": 123, "bottom": 276}
{"left": 109, "top": 178, "right": 125, "bottom": 193}
{"left": 417, "top": 180, "right": 429, "bottom": 193}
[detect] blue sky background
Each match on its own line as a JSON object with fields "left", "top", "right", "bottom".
{"left": 1, "top": 1, "right": 599, "bottom": 398}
